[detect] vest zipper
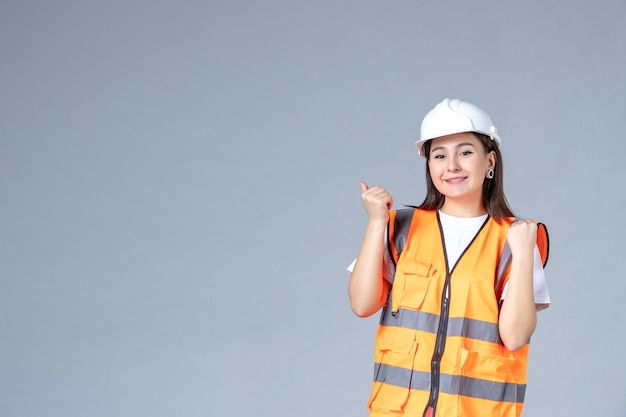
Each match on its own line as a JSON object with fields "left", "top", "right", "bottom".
{"left": 422, "top": 213, "right": 490, "bottom": 417}
{"left": 422, "top": 271, "right": 451, "bottom": 417}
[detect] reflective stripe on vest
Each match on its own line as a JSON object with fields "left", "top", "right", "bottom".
{"left": 380, "top": 305, "right": 503, "bottom": 344}
{"left": 368, "top": 209, "right": 548, "bottom": 417}
{"left": 373, "top": 363, "right": 526, "bottom": 403}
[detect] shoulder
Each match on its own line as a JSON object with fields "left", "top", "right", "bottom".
{"left": 390, "top": 207, "right": 436, "bottom": 220}
{"left": 389, "top": 207, "right": 417, "bottom": 217}
{"left": 389, "top": 208, "right": 438, "bottom": 233}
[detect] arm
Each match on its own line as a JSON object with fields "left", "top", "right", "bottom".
{"left": 498, "top": 220, "right": 538, "bottom": 351}
{"left": 348, "top": 182, "right": 393, "bottom": 317}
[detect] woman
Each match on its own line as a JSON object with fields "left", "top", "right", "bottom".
{"left": 348, "top": 98, "right": 550, "bottom": 417}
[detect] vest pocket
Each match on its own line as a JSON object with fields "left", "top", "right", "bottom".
{"left": 459, "top": 344, "right": 517, "bottom": 406}
{"left": 392, "top": 258, "right": 435, "bottom": 313}
{"left": 368, "top": 330, "right": 419, "bottom": 413}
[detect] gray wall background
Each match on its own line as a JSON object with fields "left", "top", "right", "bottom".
{"left": 2, "top": 1, "right": 625, "bottom": 416}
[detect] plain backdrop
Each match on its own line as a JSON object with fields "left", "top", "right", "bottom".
{"left": 2, "top": 1, "right": 626, "bottom": 416}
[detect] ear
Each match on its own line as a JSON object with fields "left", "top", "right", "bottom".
{"left": 487, "top": 150, "right": 496, "bottom": 169}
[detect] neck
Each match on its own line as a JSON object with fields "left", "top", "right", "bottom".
{"left": 440, "top": 198, "right": 487, "bottom": 218}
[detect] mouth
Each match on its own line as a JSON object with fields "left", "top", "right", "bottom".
{"left": 443, "top": 176, "right": 467, "bottom": 184}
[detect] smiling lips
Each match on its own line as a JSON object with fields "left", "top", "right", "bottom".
{"left": 444, "top": 176, "right": 467, "bottom": 184}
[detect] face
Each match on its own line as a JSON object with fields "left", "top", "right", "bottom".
{"left": 427, "top": 132, "right": 496, "bottom": 205}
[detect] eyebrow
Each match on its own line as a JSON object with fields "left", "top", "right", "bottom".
{"left": 431, "top": 142, "right": 476, "bottom": 153}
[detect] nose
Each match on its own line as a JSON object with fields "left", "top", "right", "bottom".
{"left": 446, "top": 155, "right": 461, "bottom": 171}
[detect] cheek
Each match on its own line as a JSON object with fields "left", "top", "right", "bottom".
{"left": 430, "top": 169, "right": 445, "bottom": 185}
{"left": 427, "top": 163, "right": 442, "bottom": 178}
{"left": 428, "top": 167, "right": 445, "bottom": 189}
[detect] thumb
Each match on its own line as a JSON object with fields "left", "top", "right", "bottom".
{"left": 360, "top": 181, "right": 369, "bottom": 192}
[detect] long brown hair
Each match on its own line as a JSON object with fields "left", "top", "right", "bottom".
{"left": 416, "top": 133, "right": 514, "bottom": 222}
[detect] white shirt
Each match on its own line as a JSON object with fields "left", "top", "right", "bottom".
{"left": 347, "top": 211, "right": 550, "bottom": 304}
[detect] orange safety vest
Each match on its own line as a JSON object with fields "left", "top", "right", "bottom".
{"left": 367, "top": 208, "right": 549, "bottom": 417}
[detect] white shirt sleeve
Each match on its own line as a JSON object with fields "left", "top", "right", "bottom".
{"left": 346, "top": 228, "right": 396, "bottom": 283}
{"left": 500, "top": 245, "right": 550, "bottom": 305}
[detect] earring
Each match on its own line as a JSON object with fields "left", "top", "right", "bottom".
{"left": 487, "top": 169, "right": 495, "bottom": 179}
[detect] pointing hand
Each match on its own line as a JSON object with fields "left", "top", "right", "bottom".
{"left": 360, "top": 181, "right": 393, "bottom": 222}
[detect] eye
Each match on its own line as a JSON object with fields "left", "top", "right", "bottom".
{"left": 460, "top": 150, "right": 473, "bottom": 156}
{"left": 431, "top": 154, "right": 445, "bottom": 160}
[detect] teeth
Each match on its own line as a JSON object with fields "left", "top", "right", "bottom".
{"left": 446, "top": 177, "right": 464, "bottom": 183}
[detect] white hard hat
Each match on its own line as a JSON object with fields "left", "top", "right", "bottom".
{"left": 416, "top": 98, "right": 501, "bottom": 157}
